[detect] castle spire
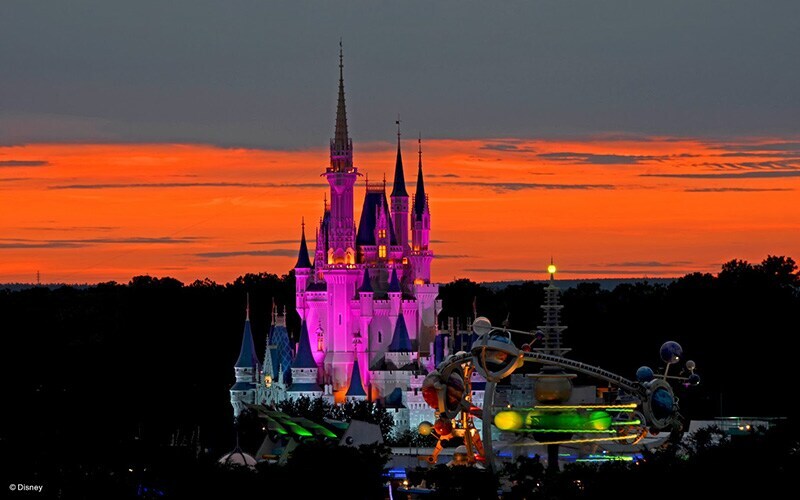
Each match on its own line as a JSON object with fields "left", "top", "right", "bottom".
{"left": 391, "top": 116, "right": 409, "bottom": 197}
{"left": 414, "top": 134, "right": 427, "bottom": 220}
{"left": 294, "top": 218, "right": 312, "bottom": 269}
{"left": 330, "top": 39, "right": 353, "bottom": 171}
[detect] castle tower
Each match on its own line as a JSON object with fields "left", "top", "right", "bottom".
{"left": 294, "top": 219, "right": 313, "bottom": 319}
{"left": 269, "top": 306, "right": 293, "bottom": 387}
{"left": 385, "top": 312, "right": 414, "bottom": 370}
{"left": 410, "top": 136, "right": 433, "bottom": 284}
{"left": 258, "top": 302, "right": 288, "bottom": 406}
{"left": 288, "top": 319, "right": 323, "bottom": 399}
{"left": 325, "top": 42, "right": 358, "bottom": 266}
{"left": 390, "top": 121, "right": 410, "bottom": 255}
{"left": 230, "top": 296, "right": 259, "bottom": 418}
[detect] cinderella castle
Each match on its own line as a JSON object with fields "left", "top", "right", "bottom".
{"left": 230, "top": 47, "right": 481, "bottom": 434}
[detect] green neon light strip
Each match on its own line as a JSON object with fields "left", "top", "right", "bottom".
{"left": 270, "top": 415, "right": 314, "bottom": 437}
{"left": 576, "top": 457, "right": 633, "bottom": 462}
{"left": 611, "top": 420, "right": 641, "bottom": 426}
{"left": 513, "top": 429, "right": 617, "bottom": 434}
{"left": 263, "top": 416, "right": 289, "bottom": 435}
{"left": 531, "top": 404, "right": 638, "bottom": 409}
{"left": 507, "top": 435, "right": 643, "bottom": 446}
{"left": 507, "top": 407, "right": 635, "bottom": 413}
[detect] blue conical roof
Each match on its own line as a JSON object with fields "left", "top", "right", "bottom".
{"left": 295, "top": 223, "right": 312, "bottom": 269}
{"left": 269, "top": 322, "right": 293, "bottom": 384}
{"left": 391, "top": 140, "right": 408, "bottom": 198}
{"left": 292, "top": 320, "right": 318, "bottom": 369}
{"left": 387, "top": 268, "right": 401, "bottom": 293}
{"left": 413, "top": 148, "right": 427, "bottom": 221}
{"left": 388, "top": 313, "right": 413, "bottom": 352}
{"left": 235, "top": 318, "right": 259, "bottom": 368}
{"left": 346, "top": 355, "right": 367, "bottom": 397}
{"left": 358, "top": 267, "right": 373, "bottom": 293}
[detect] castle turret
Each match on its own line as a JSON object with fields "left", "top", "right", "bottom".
{"left": 385, "top": 312, "right": 414, "bottom": 369}
{"left": 390, "top": 121, "right": 410, "bottom": 255}
{"left": 325, "top": 42, "right": 358, "bottom": 265}
{"left": 345, "top": 338, "right": 368, "bottom": 402}
{"left": 288, "top": 320, "right": 323, "bottom": 398}
{"left": 230, "top": 296, "right": 259, "bottom": 418}
{"left": 410, "top": 136, "right": 433, "bottom": 284}
{"left": 388, "top": 267, "right": 401, "bottom": 318}
{"left": 258, "top": 303, "right": 288, "bottom": 406}
{"left": 294, "top": 219, "right": 313, "bottom": 320}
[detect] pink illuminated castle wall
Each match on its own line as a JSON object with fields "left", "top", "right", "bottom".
{"left": 290, "top": 46, "right": 440, "bottom": 404}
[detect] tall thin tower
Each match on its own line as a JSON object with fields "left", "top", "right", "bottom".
{"left": 537, "top": 260, "right": 569, "bottom": 356}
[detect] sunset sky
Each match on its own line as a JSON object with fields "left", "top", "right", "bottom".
{"left": 1, "top": 1, "right": 798, "bottom": 284}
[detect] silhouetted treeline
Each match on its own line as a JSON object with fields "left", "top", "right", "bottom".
{"left": 0, "top": 256, "right": 798, "bottom": 496}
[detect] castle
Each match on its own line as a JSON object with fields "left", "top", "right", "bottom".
{"left": 230, "top": 47, "right": 482, "bottom": 434}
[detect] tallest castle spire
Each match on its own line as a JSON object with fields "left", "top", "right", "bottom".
{"left": 330, "top": 40, "right": 353, "bottom": 172}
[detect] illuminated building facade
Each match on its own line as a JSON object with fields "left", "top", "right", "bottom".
{"left": 232, "top": 46, "right": 447, "bottom": 432}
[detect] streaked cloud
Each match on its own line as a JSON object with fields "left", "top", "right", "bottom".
{"left": 248, "top": 239, "right": 300, "bottom": 245}
{"left": 446, "top": 181, "right": 615, "bottom": 191}
{"left": 0, "top": 160, "right": 50, "bottom": 167}
{"left": 684, "top": 187, "right": 794, "bottom": 193}
{"left": 465, "top": 268, "right": 682, "bottom": 276}
{"left": 0, "top": 236, "right": 203, "bottom": 250}
{"left": 641, "top": 171, "right": 800, "bottom": 179}
{"left": 481, "top": 143, "right": 537, "bottom": 153}
{"left": 19, "top": 225, "right": 119, "bottom": 232}
{"left": 537, "top": 152, "right": 665, "bottom": 165}
{"left": 435, "top": 254, "right": 471, "bottom": 259}
{"left": 48, "top": 181, "right": 327, "bottom": 190}
{"left": 602, "top": 261, "right": 692, "bottom": 267}
{"left": 195, "top": 249, "right": 296, "bottom": 259}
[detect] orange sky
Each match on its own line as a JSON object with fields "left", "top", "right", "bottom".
{"left": 1, "top": 136, "right": 798, "bottom": 284}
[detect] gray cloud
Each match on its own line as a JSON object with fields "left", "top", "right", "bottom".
{"left": 0, "top": 236, "right": 203, "bottom": 250}
{"left": 641, "top": 171, "right": 800, "bottom": 179}
{"left": 481, "top": 143, "right": 537, "bottom": 153}
{"left": 0, "top": 160, "right": 50, "bottom": 167}
{"left": 0, "top": 177, "right": 31, "bottom": 182}
{"left": 426, "top": 173, "right": 460, "bottom": 178}
{"left": 48, "top": 182, "right": 327, "bottom": 190}
{"left": 446, "top": 181, "right": 614, "bottom": 191}
{"left": 684, "top": 187, "right": 794, "bottom": 193}
{"left": 603, "top": 261, "right": 692, "bottom": 267}
{"left": 195, "top": 249, "right": 296, "bottom": 259}
{"left": 249, "top": 239, "right": 300, "bottom": 245}
{"left": 435, "top": 254, "right": 471, "bottom": 259}
{"left": 716, "top": 142, "right": 800, "bottom": 153}
{"left": 700, "top": 160, "right": 800, "bottom": 170}
{"left": 537, "top": 152, "right": 662, "bottom": 165}
{"left": 465, "top": 268, "right": 681, "bottom": 275}
{"left": 1, "top": 2, "right": 798, "bottom": 148}
{"left": 19, "top": 225, "right": 119, "bottom": 232}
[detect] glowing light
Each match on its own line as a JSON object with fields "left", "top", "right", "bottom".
{"left": 494, "top": 410, "right": 524, "bottom": 431}
{"left": 517, "top": 403, "right": 638, "bottom": 410}
{"left": 548, "top": 264, "right": 557, "bottom": 274}
{"left": 611, "top": 420, "right": 641, "bottom": 426}
{"left": 379, "top": 245, "right": 387, "bottom": 258}
{"left": 508, "top": 433, "right": 646, "bottom": 446}
{"left": 418, "top": 421, "right": 433, "bottom": 436}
